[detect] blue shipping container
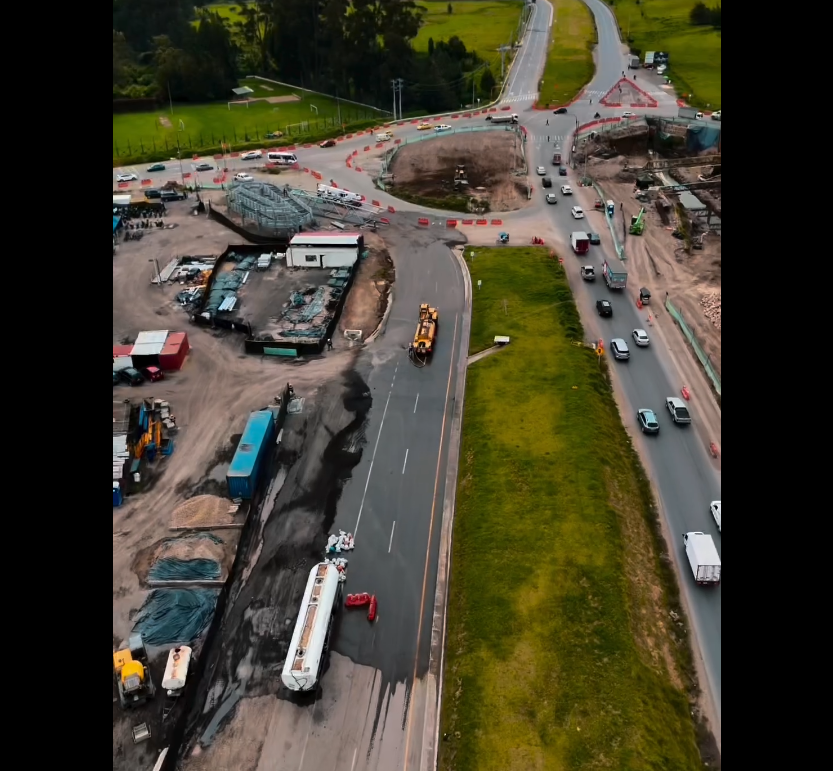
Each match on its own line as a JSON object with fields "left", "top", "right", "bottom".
{"left": 227, "top": 411, "right": 276, "bottom": 499}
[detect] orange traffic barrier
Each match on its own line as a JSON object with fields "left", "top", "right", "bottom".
{"left": 681, "top": 386, "right": 690, "bottom": 400}
{"left": 463, "top": 112, "right": 471, "bottom": 118}
{"left": 182, "top": 172, "right": 191, "bottom": 179}
{"left": 446, "top": 219, "right": 458, "bottom": 227}
{"left": 371, "top": 200, "right": 380, "bottom": 206}
{"left": 476, "top": 219, "right": 488, "bottom": 225}
{"left": 395, "top": 139, "right": 402, "bottom": 144}
{"left": 304, "top": 143, "right": 313, "bottom": 148}
{"left": 364, "top": 145, "right": 370, "bottom": 151}
{"left": 451, "top": 114, "right": 460, "bottom": 119}
{"left": 637, "top": 298, "right": 643, "bottom": 309}
{"left": 356, "top": 166, "right": 362, "bottom": 172}
{"left": 352, "top": 149, "right": 358, "bottom": 156}
{"left": 375, "top": 143, "right": 384, "bottom": 148}
{"left": 388, "top": 205, "right": 396, "bottom": 213}
{"left": 302, "top": 167, "right": 309, "bottom": 173}
{"left": 461, "top": 219, "right": 473, "bottom": 225}
{"left": 709, "top": 443, "right": 719, "bottom": 458}
{"left": 490, "top": 219, "right": 503, "bottom": 226}
{"left": 141, "top": 179, "right": 152, "bottom": 186}
{"left": 418, "top": 218, "right": 430, "bottom": 226}
{"left": 287, "top": 145, "right": 296, "bottom": 150}
{"left": 379, "top": 217, "right": 390, "bottom": 224}
{"left": 213, "top": 154, "right": 223, "bottom": 159}
{"left": 501, "top": 106, "right": 512, "bottom": 111}
{"left": 489, "top": 108, "right": 497, "bottom": 112}
{"left": 230, "top": 152, "right": 239, "bottom": 157}
{"left": 346, "top": 134, "right": 353, "bottom": 139}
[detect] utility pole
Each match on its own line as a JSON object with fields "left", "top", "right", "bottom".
{"left": 498, "top": 46, "right": 512, "bottom": 82}
{"left": 391, "top": 79, "right": 398, "bottom": 120}
{"left": 396, "top": 78, "right": 404, "bottom": 121}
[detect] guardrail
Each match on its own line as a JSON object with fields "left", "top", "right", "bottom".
{"left": 665, "top": 296, "right": 721, "bottom": 396}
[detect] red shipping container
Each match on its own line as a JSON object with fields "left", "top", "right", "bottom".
{"left": 159, "top": 332, "right": 190, "bottom": 370}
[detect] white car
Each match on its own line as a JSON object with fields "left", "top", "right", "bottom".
{"left": 435, "top": 124, "right": 452, "bottom": 132}
{"left": 116, "top": 172, "right": 138, "bottom": 182}
{"left": 711, "top": 110, "right": 721, "bottom": 121}
{"left": 710, "top": 501, "right": 721, "bottom": 532}
{"left": 234, "top": 172, "right": 254, "bottom": 182}
{"left": 536, "top": 166, "right": 546, "bottom": 175}
{"left": 241, "top": 150, "right": 262, "bottom": 160}
{"left": 561, "top": 185, "right": 573, "bottom": 195}
{"left": 622, "top": 111, "right": 636, "bottom": 118}
{"left": 632, "top": 329, "right": 650, "bottom": 347}
{"left": 570, "top": 206, "right": 585, "bottom": 219}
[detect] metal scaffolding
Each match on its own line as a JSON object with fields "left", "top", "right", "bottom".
{"left": 287, "top": 188, "right": 384, "bottom": 225}
{"left": 226, "top": 181, "right": 315, "bottom": 233}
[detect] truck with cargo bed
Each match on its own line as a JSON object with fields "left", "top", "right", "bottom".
{"left": 570, "top": 231, "right": 590, "bottom": 255}
{"left": 486, "top": 113, "right": 519, "bottom": 125}
{"left": 683, "top": 532, "right": 721, "bottom": 585}
{"left": 602, "top": 260, "right": 627, "bottom": 289}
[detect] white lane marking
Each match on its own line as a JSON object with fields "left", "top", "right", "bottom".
{"left": 388, "top": 521, "right": 396, "bottom": 553}
{"left": 354, "top": 388, "right": 392, "bottom": 537}
{"left": 350, "top": 747, "right": 358, "bottom": 771}
{"left": 402, "top": 449, "right": 409, "bottom": 475}
{"left": 413, "top": 393, "right": 419, "bottom": 413}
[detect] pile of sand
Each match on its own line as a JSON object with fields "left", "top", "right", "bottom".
{"left": 700, "top": 291, "right": 721, "bottom": 331}
{"left": 171, "top": 495, "right": 236, "bottom": 529}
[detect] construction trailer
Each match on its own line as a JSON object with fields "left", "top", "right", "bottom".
{"left": 413, "top": 304, "right": 439, "bottom": 355}
{"left": 113, "top": 633, "right": 156, "bottom": 709}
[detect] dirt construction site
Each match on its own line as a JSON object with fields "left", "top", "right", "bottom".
{"left": 576, "top": 135, "right": 722, "bottom": 378}
{"left": 387, "top": 130, "right": 531, "bottom": 212}
{"left": 112, "top": 202, "right": 392, "bottom": 770}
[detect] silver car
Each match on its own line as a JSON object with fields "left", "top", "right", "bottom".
{"left": 610, "top": 338, "right": 630, "bottom": 360}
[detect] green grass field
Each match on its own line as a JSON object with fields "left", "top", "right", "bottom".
{"left": 537, "top": 0, "right": 596, "bottom": 108}
{"left": 439, "top": 247, "right": 703, "bottom": 771}
{"left": 197, "top": 3, "right": 245, "bottom": 26}
{"left": 413, "top": 1, "right": 525, "bottom": 66}
{"left": 112, "top": 78, "right": 384, "bottom": 162}
{"left": 609, "top": 0, "right": 722, "bottom": 108}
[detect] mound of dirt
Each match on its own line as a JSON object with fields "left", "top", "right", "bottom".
{"left": 389, "top": 130, "right": 530, "bottom": 212}
{"left": 171, "top": 494, "right": 237, "bottom": 529}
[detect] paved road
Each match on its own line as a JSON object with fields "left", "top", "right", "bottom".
{"left": 113, "top": 0, "right": 721, "bottom": 755}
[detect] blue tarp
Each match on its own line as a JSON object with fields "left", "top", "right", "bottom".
{"left": 113, "top": 215, "right": 122, "bottom": 234}
{"left": 132, "top": 588, "right": 219, "bottom": 646}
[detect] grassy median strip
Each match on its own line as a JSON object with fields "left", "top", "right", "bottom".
{"left": 536, "top": 0, "right": 596, "bottom": 108}
{"left": 609, "top": 0, "right": 721, "bottom": 108}
{"left": 439, "top": 247, "right": 703, "bottom": 771}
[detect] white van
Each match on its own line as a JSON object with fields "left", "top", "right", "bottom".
{"left": 375, "top": 131, "right": 393, "bottom": 142}
{"left": 267, "top": 151, "right": 298, "bottom": 165}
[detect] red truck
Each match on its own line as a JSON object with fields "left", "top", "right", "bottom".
{"left": 570, "top": 231, "right": 589, "bottom": 255}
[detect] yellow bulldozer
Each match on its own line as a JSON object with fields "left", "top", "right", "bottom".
{"left": 413, "top": 304, "right": 439, "bottom": 355}
{"left": 114, "top": 633, "right": 157, "bottom": 709}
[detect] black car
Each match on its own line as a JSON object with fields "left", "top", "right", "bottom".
{"left": 147, "top": 163, "right": 166, "bottom": 172}
{"left": 195, "top": 163, "right": 213, "bottom": 172}
{"left": 596, "top": 300, "right": 613, "bottom": 317}
{"left": 588, "top": 232, "right": 601, "bottom": 245}
{"left": 541, "top": 176, "right": 553, "bottom": 188}
{"left": 161, "top": 189, "right": 186, "bottom": 201}
{"left": 558, "top": 166, "right": 568, "bottom": 176}
{"left": 144, "top": 188, "right": 161, "bottom": 199}
{"left": 118, "top": 367, "right": 145, "bottom": 386}
{"left": 553, "top": 107, "right": 568, "bottom": 115}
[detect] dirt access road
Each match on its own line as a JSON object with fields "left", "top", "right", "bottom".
{"left": 389, "top": 130, "right": 531, "bottom": 212}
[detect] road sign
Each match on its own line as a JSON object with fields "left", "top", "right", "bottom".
{"left": 597, "top": 347, "right": 603, "bottom": 356}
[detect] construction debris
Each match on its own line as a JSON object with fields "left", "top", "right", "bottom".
{"left": 700, "top": 291, "right": 721, "bottom": 331}
{"left": 324, "top": 556, "right": 349, "bottom": 582}
{"left": 326, "top": 530, "right": 355, "bottom": 554}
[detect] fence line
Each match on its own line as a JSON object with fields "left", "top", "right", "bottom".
{"left": 247, "top": 75, "right": 391, "bottom": 115}
{"left": 665, "top": 297, "right": 721, "bottom": 396}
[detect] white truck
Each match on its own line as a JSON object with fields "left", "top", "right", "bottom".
{"left": 486, "top": 113, "right": 519, "bottom": 125}
{"left": 281, "top": 562, "right": 341, "bottom": 692}
{"left": 570, "top": 231, "right": 590, "bottom": 255}
{"left": 316, "top": 183, "right": 363, "bottom": 206}
{"left": 683, "top": 532, "right": 721, "bottom": 585}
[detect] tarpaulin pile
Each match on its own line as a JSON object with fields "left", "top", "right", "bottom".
{"left": 132, "top": 588, "right": 219, "bottom": 646}
{"left": 148, "top": 558, "right": 221, "bottom": 582}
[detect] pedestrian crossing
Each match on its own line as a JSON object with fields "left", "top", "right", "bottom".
{"left": 500, "top": 92, "right": 539, "bottom": 104}
{"left": 527, "top": 135, "right": 567, "bottom": 143}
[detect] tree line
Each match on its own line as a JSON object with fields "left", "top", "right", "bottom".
{"left": 113, "top": 0, "right": 504, "bottom": 114}
{"left": 689, "top": 2, "right": 721, "bottom": 28}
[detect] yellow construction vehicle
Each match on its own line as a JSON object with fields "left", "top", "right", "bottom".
{"left": 114, "top": 633, "right": 156, "bottom": 709}
{"left": 413, "top": 304, "right": 438, "bottom": 355}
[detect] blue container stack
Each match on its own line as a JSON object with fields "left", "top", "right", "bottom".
{"left": 226, "top": 411, "right": 275, "bottom": 499}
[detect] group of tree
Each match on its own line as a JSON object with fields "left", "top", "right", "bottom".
{"left": 113, "top": 0, "right": 500, "bottom": 114}
{"left": 689, "top": 2, "right": 721, "bottom": 28}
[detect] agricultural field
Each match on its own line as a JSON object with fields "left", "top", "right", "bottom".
{"left": 609, "top": 0, "right": 722, "bottom": 107}
{"left": 112, "top": 78, "right": 383, "bottom": 161}
{"left": 537, "top": 0, "right": 595, "bottom": 108}
{"left": 439, "top": 247, "right": 703, "bottom": 771}
{"left": 413, "top": 1, "right": 525, "bottom": 66}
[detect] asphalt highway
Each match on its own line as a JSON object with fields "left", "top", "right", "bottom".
{"left": 113, "top": 0, "right": 720, "bottom": 758}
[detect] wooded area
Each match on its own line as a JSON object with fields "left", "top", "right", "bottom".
{"left": 113, "top": 0, "right": 512, "bottom": 114}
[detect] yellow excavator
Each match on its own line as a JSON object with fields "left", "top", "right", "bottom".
{"left": 114, "top": 633, "right": 157, "bottom": 709}
{"left": 413, "top": 304, "right": 439, "bottom": 355}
